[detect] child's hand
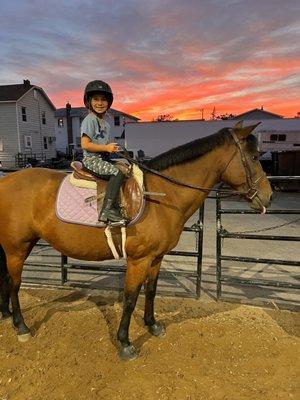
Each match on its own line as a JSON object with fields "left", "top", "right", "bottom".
{"left": 106, "top": 143, "right": 120, "bottom": 153}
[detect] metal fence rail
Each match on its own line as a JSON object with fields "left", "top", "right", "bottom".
{"left": 24, "top": 205, "right": 205, "bottom": 298}
{"left": 21, "top": 174, "right": 300, "bottom": 305}
{"left": 216, "top": 176, "right": 300, "bottom": 299}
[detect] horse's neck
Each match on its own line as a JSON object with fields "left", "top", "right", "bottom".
{"left": 147, "top": 145, "right": 231, "bottom": 220}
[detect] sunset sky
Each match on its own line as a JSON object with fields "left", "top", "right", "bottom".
{"left": 0, "top": 0, "right": 299, "bottom": 121}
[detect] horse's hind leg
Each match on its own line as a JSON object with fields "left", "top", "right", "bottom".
{"left": 0, "top": 245, "right": 12, "bottom": 319}
{"left": 144, "top": 256, "right": 166, "bottom": 337}
{"left": 6, "top": 252, "right": 31, "bottom": 341}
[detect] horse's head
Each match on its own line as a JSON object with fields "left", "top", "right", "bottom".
{"left": 220, "top": 121, "right": 273, "bottom": 213}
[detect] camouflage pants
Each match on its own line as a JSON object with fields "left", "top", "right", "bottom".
{"left": 82, "top": 155, "right": 118, "bottom": 176}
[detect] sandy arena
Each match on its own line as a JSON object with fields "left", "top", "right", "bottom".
{"left": 0, "top": 288, "right": 299, "bottom": 400}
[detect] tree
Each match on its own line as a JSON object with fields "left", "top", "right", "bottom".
{"left": 216, "top": 113, "right": 236, "bottom": 120}
{"left": 210, "top": 106, "right": 236, "bottom": 120}
{"left": 153, "top": 114, "right": 174, "bottom": 122}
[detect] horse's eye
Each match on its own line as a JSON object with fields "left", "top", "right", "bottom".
{"left": 252, "top": 155, "right": 258, "bottom": 161}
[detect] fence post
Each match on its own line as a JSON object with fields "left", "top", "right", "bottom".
{"left": 61, "top": 254, "right": 68, "bottom": 284}
{"left": 196, "top": 204, "right": 204, "bottom": 298}
{"left": 216, "top": 192, "right": 222, "bottom": 299}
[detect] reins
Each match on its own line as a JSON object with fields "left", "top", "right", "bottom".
{"left": 117, "top": 130, "right": 266, "bottom": 198}
{"left": 117, "top": 149, "right": 213, "bottom": 193}
{"left": 117, "top": 150, "right": 238, "bottom": 196}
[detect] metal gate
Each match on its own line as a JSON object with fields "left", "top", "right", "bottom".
{"left": 24, "top": 206, "right": 204, "bottom": 298}
{"left": 20, "top": 175, "right": 300, "bottom": 306}
{"left": 216, "top": 176, "right": 300, "bottom": 308}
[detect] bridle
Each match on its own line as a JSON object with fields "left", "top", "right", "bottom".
{"left": 117, "top": 130, "right": 268, "bottom": 199}
{"left": 228, "top": 129, "right": 267, "bottom": 202}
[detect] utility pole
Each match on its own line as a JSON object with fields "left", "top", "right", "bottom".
{"left": 200, "top": 108, "right": 204, "bottom": 120}
{"left": 66, "top": 102, "right": 74, "bottom": 158}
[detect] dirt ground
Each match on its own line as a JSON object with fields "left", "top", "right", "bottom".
{"left": 0, "top": 288, "right": 299, "bottom": 400}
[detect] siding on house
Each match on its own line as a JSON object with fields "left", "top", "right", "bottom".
{"left": 0, "top": 81, "right": 56, "bottom": 168}
{"left": 0, "top": 103, "right": 18, "bottom": 167}
{"left": 55, "top": 107, "right": 87, "bottom": 153}
{"left": 17, "top": 88, "right": 56, "bottom": 160}
{"left": 55, "top": 106, "right": 139, "bottom": 153}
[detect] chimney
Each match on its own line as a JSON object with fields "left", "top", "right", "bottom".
{"left": 23, "top": 79, "right": 31, "bottom": 87}
{"left": 66, "top": 102, "right": 73, "bottom": 148}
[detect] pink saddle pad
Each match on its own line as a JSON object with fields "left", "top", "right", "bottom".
{"left": 56, "top": 176, "right": 103, "bottom": 227}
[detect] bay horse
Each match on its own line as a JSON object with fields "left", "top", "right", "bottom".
{"left": 0, "top": 123, "right": 272, "bottom": 360}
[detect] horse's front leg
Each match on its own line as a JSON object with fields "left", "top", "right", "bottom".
{"left": 117, "top": 256, "right": 150, "bottom": 360}
{"left": 144, "top": 256, "right": 166, "bottom": 337}
{"left": 0, "top": 246, "right": 11, "bottom": 319}
{"left": 6, "top": 254, "right": 31, "bottom": 341}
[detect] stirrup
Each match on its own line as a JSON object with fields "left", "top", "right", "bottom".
{"left": 98, "top": 216, "right": 126, "bottom": 227}
{"left": 108, "top": 219, "right": 126, "bottom": 227}
{"left": 98, "top": 212, "right": 126, "bottom": 226}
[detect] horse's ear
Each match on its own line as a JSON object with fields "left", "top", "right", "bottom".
{"left": 237, "top": 122, "right": 261, "bottom": 138}
{"left": 234, "top": 120, "right": 243, "bottom": 129}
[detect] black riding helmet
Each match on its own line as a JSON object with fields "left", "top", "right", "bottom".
{"left": 84, "top": 80, "right": 113, "bottom": 109}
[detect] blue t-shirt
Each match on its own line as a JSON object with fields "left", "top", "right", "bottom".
{"left": 80, "top": 113, "right": 111, "bottom": 157}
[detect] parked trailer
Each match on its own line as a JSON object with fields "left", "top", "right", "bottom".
{"left": 125, "top": 118, "right": 300, "bottom": 158}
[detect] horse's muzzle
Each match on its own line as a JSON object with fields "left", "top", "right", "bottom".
{"left": 250, "top": 191, "right": 273, "bottom": 214}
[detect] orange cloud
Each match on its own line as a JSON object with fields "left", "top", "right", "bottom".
{"left": 19, "top": 3, "right": 298, "bottom": 122}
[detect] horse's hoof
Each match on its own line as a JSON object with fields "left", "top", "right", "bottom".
{"left": 119, "top": 344, "right": 138, "bottom": 361}
{"left": 17, "top": 332, "right": 31, "bottom": 343}
{"left": 148, "top": 322, "right": 166, "bottom": 337}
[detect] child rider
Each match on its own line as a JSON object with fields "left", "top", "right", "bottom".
{"left": 81, "top": 80, "right": 126, "bottom": 226}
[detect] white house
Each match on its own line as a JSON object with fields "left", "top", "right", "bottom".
{"left": 55, "top": 104, "right": 139, "bottom": 154}
{"left": 0, "top": 79, "right": 56, "bottom": 168}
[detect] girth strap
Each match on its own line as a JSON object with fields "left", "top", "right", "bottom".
{"left": 104, "top": 226, "right": 127, "bottom": 259}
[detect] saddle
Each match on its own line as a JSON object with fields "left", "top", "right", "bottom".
{"left": 69, "top": 161, "right": 144, "bottom": 224}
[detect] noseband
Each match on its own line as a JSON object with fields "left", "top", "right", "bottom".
{"left": 229, "top": 129, "right": 267, "bottom": 202}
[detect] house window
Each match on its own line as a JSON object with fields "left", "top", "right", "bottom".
{"left": 270, "top": 134, "right": 286, "bottom": 141}
{"left": 33, "top": 89, "right": 38, "bottom": 100}
{"left": 43, "top": 136, "right": 48, "bottom": 150}
{"left": 0, "top": 139, "right": 3, "bottom": 151}
{"left": 48, "top": 136, "right": 56, "bottom": 144}
{"left": 42, "top": 111, "right": 46, "bottom": 125}
{"left": 114, "top": 116, "right": 120, "bottom": 126}
{"left": 24, "top": 136, "right": 32, "bottom": 148}
{"left": 278, "top": 134, "right": 286, "bottom": 141}
{"left": 21, "top": 107, "right": 27, "bottom": 122}
{"left": 58, "top": 118, "right": 64, "bottom": 127}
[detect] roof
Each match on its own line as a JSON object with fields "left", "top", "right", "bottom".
{"left": 0, "top": 82, "right": 33, "bottom": 101}
{"left": 0, "top": 80, "right": 56, "bottom": 110}
{"left": 55, "top": 106, "right": 139, "bottom": 120}
{"left": 234, "top": 108, "right": 283, "bottom": 119}
{"left": 109, "top": 108, "right": 139, "bottom": 120}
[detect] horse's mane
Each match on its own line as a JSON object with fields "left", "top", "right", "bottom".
{"left": 145, "top": 127, "right": 233, "bottom": 171}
